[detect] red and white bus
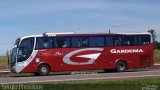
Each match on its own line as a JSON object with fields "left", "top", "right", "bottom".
{"left": 8, "top": 32, "right": 154, "bottom": 76}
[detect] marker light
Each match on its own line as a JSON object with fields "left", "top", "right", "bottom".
{"left": 43, "top": 32, "right": 75, "bottom": 36}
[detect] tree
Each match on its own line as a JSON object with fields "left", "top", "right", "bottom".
{"left": 154, "top": 41, "right": 160, "bottom": 49}
{"left": 148, "top": 29, "right": 156, "bottom": 42}
{"left": 147, "top": 29, "right": 160, "bottom": 49}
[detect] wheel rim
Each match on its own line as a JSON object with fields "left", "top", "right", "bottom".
{"left": 118, "top": 64, "right": 125, "bottom": 71}
{"left": 41, "top": 67, "right": 48, "bottom": 73}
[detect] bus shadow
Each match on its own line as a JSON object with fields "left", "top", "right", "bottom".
{"left": 9, "top": 72, "right": 72, "bottom": 77}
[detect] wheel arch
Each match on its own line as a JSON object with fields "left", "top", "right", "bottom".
{"left": 114, "top": 59, "right": 128, "bottom": 69}
{"left": 38, "top": 62, "right": 51, "bottom": 72}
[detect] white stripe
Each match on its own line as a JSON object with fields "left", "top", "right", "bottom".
{"left": 77, "top": 53, "right": 101, "bottom": 59}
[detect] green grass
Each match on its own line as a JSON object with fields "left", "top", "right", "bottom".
{"left": 0, "top": 56, "right": 8, "bottom": 66}
{"left": 43, "top": 77, "right": 160, "bottom": 90}
{"left": 0, "top": 77, "right": 159, "bottom": 90}
{"left": 154, "top": 49, "right": 160, "bottom": 57}
{"left": 154, "top": 49, "right": 160, "bottom": 63}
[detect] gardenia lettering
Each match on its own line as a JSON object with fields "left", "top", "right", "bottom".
{"left": 110, "top": 49, "right": 144, "bottom": 53}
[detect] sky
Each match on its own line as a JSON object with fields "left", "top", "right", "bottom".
{"left": 0, "top": 0, "right": 160, "bottom": 55}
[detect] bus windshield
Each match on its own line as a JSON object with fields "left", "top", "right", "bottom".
{"left": 11, "top": 47, "right": 17, "bottom": 64}
{"left": 17, "top": 37, "right": 34, "bottom": 62}
{"left": 14, "top": 38, "right": 20, "bottom": 46}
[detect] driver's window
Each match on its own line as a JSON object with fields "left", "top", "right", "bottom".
{"left": 20, "top": 38, "right": 34, "bottom": 51}
{"left": 18, "top": 37, "right": 34, "bottom": 62}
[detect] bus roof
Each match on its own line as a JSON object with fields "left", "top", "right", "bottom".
{"left": 20, "top": 32, "right": 152, "bottom": 40}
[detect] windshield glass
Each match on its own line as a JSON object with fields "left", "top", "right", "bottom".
{"left": 14, "top": 38, "right": 20, "bottom": 46}
{"left": 17, "top": 37, "right": 34, "bottom": 62}
{"left": 11, "top": 47, "right": 17, "bottom": 64}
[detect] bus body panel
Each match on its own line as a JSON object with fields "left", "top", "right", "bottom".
{"left": 19, "top": 44, "right": 154, "bottom": 73}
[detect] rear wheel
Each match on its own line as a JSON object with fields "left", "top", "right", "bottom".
{"left": 115, "top": 61, "right": 127, "bottom": 72}
{"left": 37, "top": 64, "right": 50, "bottom": 76}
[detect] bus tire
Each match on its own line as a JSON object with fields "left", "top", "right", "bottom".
{"left": 37, "top": 64, "right": 50, "bottom": 76}
{"left": 115, "top": 61, "right": 127, "bottom": 72}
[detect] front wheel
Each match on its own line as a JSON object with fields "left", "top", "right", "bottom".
{"left": 37, "top": 64, "right": 50, "bottom": 76}
{"left": 115, "top": 61, "right": 127, "bottom": 72}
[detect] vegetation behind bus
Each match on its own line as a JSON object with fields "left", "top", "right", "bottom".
{"left": 148, "top": 29, "right": 160, "bottom": 49}
{"left": 154, "top": 41, "right": 160, "bottom": 49}
{"left": 0, "top": 56, "right": 8, "bottom": 69}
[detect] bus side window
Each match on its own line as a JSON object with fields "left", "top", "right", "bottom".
{"left": 82, "top": 37, "right": 88, "bottom": 47}
{"left": 63, "top": 38, "right": 70, "bottom": 48}
{"left": 89, "top": 37, "right": 95, "bottom": 47}
{"left": 106, "top": 36, "right": 113, "bottom": 46}
{"left": 115, "top": 40, "right": 121, "bottom": 46}
{"left": 71, "top": 37, "right": 89, "bottom": 47}
{"left": 71, "top": 37, "right": 82, "bottom": 48}
{"left": 55, "top": 37, "right": 70, "bottom": 48}
{"left": 89, "top": 36, "right": 105, "bottom": 47}
{"left": 142, "top": 35, "right": 151, "bottom": 45}
{"left": 36, "top": 37, "right": 53, "bottom": 49}
{"left": 122, "top": 36, "right": 135, "bottom": 46}
{"left": 138, "top": 35, "right": 151, "bottom": 45}
{"left": 113, "top": 37, "right": 122, "bottom": 46}
{"left": 124, "top": 40, "right": 130, "bottom": 46}
{"left": 77, "top": 38, "right": 81, "bottom": 47}
{"left": 43, "top": 38, "right": 53, "bottom": 48}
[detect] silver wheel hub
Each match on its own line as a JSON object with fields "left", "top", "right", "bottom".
{"left": 41, "top": 67, "right": 47, "bottom": 73}
{"left": 119, "top": 65, "right": 125, "bottom": 70}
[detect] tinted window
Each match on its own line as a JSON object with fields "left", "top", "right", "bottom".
{"left": 71, "top": 37, "right": 81, "bottom": 47}
{"left": 71, "top": 37, "right": 88, "bottom": 47}
{"left": 19, "top": 37, "right": 34, "bottom": 61}
{"left": 106, "top": 36, "right": 113, "bottom": 46}
{"left": 36, "top": 37, "right": 54, "bottom": 49}
{"left": 89, "top": 36, "right": 105, "bottom": 47}
{"left": 106, "top": 36, "right": 124, "bottom": 46}
{"left": 112, "top": 36, "right": 122, "bottom": 46}
{"left": 138, "top": 35, "right": 151, "bottom": 45}
{"left": 35, "top": 34, "right": 151, "bottom": 49}
{"left": 122, "top": 36, "right": 137, "bottom": 46}
{"left": 14, "top": 38, "right": 20, "bottom": 46}
{"left": 20, "top": 38, "right": 34, "bottom": 51}
{"left": 54, "top": 37, "right": 70, "bottom": 48}
{"left": 82, "top": 37, "right": 89, "bottom": 47}
{"left": 106, "top": 35, "right": 151, "bottom": 46}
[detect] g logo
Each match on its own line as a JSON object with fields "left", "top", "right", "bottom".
{"left": 63, "top": 48, "right": 103, "bottom": 65}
